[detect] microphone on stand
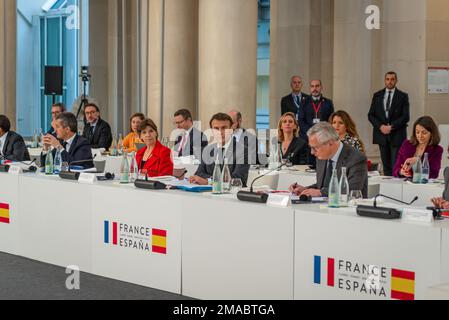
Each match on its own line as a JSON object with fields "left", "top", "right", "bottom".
{"left": 0, "top": 155, "right": 37, "bottom": 172}
{"left": 237, "top": 153, "right": 294, "bottom": 204}
{"left": 356, "top": 194, "right": 419, "bottom": 219}
{"left": 134, "top": 170, "right": 168, "bottom": 190}
{"left": 59, "top": 155, "right": 96, "bottom": 181}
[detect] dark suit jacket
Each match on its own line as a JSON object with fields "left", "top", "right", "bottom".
{"left": 299, "top": 96, "right": 334, "bottom": 140}
{"left": 368, "top": 88, "right": 410, "bottom": 146}
{"left": 234, "top": 129, "right": 260, "bottom": 165}
{"left": 1, "top": 131, "right": 30, "bottom": 162}
{"left": 309, "top": 143, "right": 368, "bottom": 197}
{"left": 40, "top": 135, "right": 94, "bottom": 169}
{"left": 82, "top": 118, "right": 113, "bottom": 150}
{"left": 174, "top": 127, "right": 208, "bottom": 160}
{"left": 194, "top": 142, "right": 251, "bottom": 186}
{"left": 281, "top": 93, "right": 310, "bottom": 117}
{"left": 280, "top": 137, "right": 308, "bottom": 165}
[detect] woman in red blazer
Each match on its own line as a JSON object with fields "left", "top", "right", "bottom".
{"left": 135, "top": 118, "right": 173, "bottom": 177}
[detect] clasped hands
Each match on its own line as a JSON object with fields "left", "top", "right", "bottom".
{"left": 42, "top": 134, "right": 62, "bottom": 152}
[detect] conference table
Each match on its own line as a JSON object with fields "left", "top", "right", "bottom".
{"left": 1, "top": 171, "right": 448, "bottom": 300}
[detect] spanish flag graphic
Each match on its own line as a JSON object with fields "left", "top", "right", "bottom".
{"left": 152, "top": 229, "right": 167, "bottom": 255}
{"left": 0, "top": 203, "right": 10, "bottom": 224}
{"left": 391, "top": 269, "right": 415, "bottom": 300}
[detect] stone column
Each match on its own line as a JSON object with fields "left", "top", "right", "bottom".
{"left": 161, "top": 0, "right": 198, "bottom": 137}
{"left": 269, "top": 0, "right": 333, "bottom": 128}
{"left": 0, "top": 0, "right": 17, "bottom": 127}
{"left": 198, "top": 0, "right": 258, "bottom": 131}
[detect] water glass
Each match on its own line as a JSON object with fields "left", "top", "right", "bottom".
{"left": 230, "top": 178, "right": 243, "bottom": 194}
{"left": 348, "top": 190, "right": 363, "bottom": 207}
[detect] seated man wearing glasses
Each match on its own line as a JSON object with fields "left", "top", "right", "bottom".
{"left": 289, "top": 122, "right": 368, "bottom": 198}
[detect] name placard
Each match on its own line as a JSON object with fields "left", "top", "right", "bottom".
{"left": 402, "top": 208, "right": 433, "bottom": 223}
{"left": 267, "top": 194, "right": 291, "bottom": 207}
{"left": 78, "top": 173, "right": 96, "bottom": 184}
{"left": 8, "top": 166, "right": 23, "bottom": 175}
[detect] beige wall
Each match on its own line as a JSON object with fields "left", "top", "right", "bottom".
{"left": 425, "top": 0, "right": 449, "bottom": 125}
{"left": 269, "top": 0, "right": 334, "bottom": 128}
{"left": 0, "top": 0, "right": 16, "bottom": 128}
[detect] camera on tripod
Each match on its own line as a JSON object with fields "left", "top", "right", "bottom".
{"left": 79, "top": 66, "right": 91, "bottom": 82}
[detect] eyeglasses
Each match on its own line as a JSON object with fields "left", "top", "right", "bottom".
{"left": 174, "top": 119, "right": 186, "bottom": 126}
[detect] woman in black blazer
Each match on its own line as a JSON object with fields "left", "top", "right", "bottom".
{"left": 277, "top": 112, "right": 308, "bottom": 165}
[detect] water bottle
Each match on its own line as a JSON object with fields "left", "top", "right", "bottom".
{"left": 222, "top": 157, "right": 232, "bottom": 193}
{"left": 212, "top": 154, "right": 223, "bottom": 194}
{"left": 412, "top": 157, "right": 422, "bottom": 184}
{"left": 328, "top": 169, "right": 340, "bottom": 208}
{"left": 33, "top": 129, "right": 39, "bottom": 148}
{"left": 421, "top": 153, "right": 430, "bottom": 184}
{"left": 110, "top": 136, "right": 117, "bottom": 156}
{"left": 45, "top": 149, "right": 54, "bottom": 175}
{"left": 129, "top": 152, "right": 138, "bottom": 182}
{"left": 54, "top": 149, "right": 62, "bottom": 174}
{"left": 120, "top": 153, "right": 130, "bottom": 184}
{"left": 268, "top": 138, "right": 281, "bottom": 170}
{"left": 117, "top": 134, "right": 124, "bottom": 155}
{"left": 339, "top": 167, "right": 350, "bottom": 207}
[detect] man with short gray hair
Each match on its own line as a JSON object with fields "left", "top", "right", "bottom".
{"left": 290, "top": 122, "right": 368, "bottom": 197}
{"left": 42, "top": 112, "right": 94, "bottom": 169}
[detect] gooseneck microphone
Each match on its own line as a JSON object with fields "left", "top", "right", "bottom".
{"left": 356, "top": 194, "right": 419, "bottom": 220}
{"left": 0, "top": 156, "right": 38, "bottom": 172}
{"left": 59, "top": 155, "right": 97, "bottom": 181}
{"left": 237, "top": 153, "right": 294, "bottom": 204}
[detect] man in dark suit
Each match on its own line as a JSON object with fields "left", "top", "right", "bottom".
{"left": 189, "top": 113, "right": 250, "bottom": 186}
{"left": 82, "top": 103, "right": 113, "bottom": 150}
{"left": 368, "top": 71, "right": 410, "bottom": 176}
{"left": 290, "top": 122, "right": 368, "bottom": 198}
{"left": 299, "top": 79, "right": 334, "bottom": 141}
{"left": 0, "top": 115, "right": 30, "bottom": 162}
{"left": 47, "top": 103, "right": 66, "bottom": 136}
{"left": 42, "top": 112, "right": 94, "bottom": 169}
{"left": 228, "top": 110, "right": 260, "bottom": 165}
{"left": 173, "top": 109, "right": 208, "bottom": 160}
{"left": 281, "top": 76, "right": 310, "bottom": 126}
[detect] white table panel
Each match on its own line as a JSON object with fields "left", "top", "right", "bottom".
{"left": 182, "top": 194, "right": 294, "bottom": 300}
{"left": 294, "top": 205, "right": 442, "bottom": 300}
{"left": 0, "top": 173, "right": 21, "bottom": 255}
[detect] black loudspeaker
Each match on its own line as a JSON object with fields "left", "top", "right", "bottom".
{"left": 44, "top": 66, "right": 63, "bottom": 96}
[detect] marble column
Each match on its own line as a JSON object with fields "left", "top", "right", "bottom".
{"left": 0, "top": 0, "right": 17, "bottom": 127}
{"left": 198, "top": 0, "right": 258, "bottom": 131}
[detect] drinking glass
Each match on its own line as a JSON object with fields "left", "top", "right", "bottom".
{"left": 348, "top": 190, "right": 363, "bottom": 207}
{"left": 230, "top": 178, "right": 243, "bottom": 194}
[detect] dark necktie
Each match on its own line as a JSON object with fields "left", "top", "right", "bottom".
{"left": 62, "top": 141, "right": 68, "bottom": 149}
{"left": 88, "top": 126, "right": 94, "bottom": 142}
{"left": 386, "top": 91, "right": 392, "bottom": 118}
{"left": 323, "top": 160, "right": 334, "bottom": 189}
{"left": 296, "top": 95, "right": 300, "bottom": 106}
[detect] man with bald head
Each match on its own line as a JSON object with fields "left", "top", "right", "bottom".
{"left": 299, "top": 79, "right": 334, "bottom": 141}
{"left": 228, "top": 110, "right": 259, "bottom": 165}
{"left": 281, "top": 76, "right": 310, "bottom": 122}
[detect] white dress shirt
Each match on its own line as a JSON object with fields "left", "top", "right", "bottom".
{"left": 0, "top": 132, "right": 8, "bottom": 156}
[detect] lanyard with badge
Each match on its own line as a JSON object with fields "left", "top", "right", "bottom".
{"left": 312, "top": 100, "right": 323, "bottom": 124}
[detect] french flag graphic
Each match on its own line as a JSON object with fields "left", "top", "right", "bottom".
{"left": 314, "top": 256, "right": 335, "bottom": 287}
{"left": 104, "top": 221, "right": 118, "bottom": 245}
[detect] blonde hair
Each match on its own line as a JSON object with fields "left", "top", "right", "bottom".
{"left": 278, "top": 112, "right": 299, "bottom": 142}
